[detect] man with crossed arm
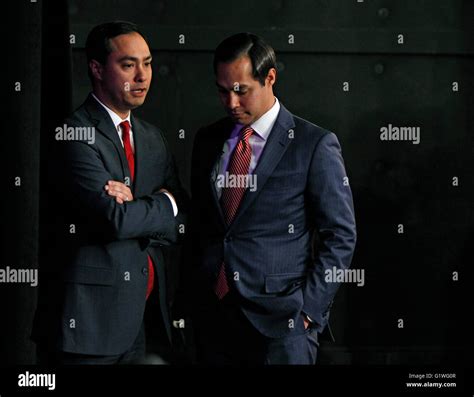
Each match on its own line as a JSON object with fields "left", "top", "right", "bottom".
{"left": 33, "top": 21, "right": 187, "bottom": 364}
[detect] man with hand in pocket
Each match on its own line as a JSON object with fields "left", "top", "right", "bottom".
{"left": 188, "top": 33, "right": 356, "bottom": 365}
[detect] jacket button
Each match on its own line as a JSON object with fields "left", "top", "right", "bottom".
{"left": 142, "top": 267, "right": 148, "bottom": 275}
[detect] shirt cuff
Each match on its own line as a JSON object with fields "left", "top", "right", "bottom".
{"left": 163, "top": 192, "right": 178, "bottom": 217}
{"left": 303, "top": 312, "right": 314, "bottom": 324}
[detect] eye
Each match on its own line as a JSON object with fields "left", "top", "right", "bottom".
{"left": 123, "top": 63, "right": 133, "bottom": 68}
{"left": 144, "top": 62, "right": 152, "bottom": 67}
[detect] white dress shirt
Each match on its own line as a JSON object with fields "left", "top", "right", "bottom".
{"left": 215, "top": 97, "right": 281, "bottom": 198}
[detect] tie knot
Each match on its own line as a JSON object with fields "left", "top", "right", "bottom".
{"left": 120, "top": 120, "right": 131, "bottom": 137}
{"left": 240, "top": 126, "right": 253, "bottom": 142}
{"left": 119, "top": 120, "right": 130, "bottom": 132}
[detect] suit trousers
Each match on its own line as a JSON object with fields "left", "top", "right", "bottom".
{"left": 194, "top": 291, "right": 319, "bottom": 365}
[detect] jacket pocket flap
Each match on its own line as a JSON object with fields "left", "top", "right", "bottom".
{"left": 265, "top": 272, "right": 306, "bottom": 294}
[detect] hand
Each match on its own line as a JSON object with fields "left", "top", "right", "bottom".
{"left": 303, "top": 315, "right": 310, "bottom": 330}
{"left": 105, "top": 180, "right": 134, "bottom": 204}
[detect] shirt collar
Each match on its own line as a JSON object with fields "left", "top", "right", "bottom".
{"left": 92, "top": 93, "right": 131, "bottom": 131}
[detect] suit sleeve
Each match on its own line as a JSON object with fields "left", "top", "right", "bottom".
{"left": 64, "top": 139, "right": 179, "bottom": 242}
{"left": 302, "top": 132, "right": 357, "bottom": 331}
{"left": 154, "top": 129, "right": 189, "bottom": 241}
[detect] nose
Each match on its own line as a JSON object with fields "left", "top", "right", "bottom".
{"left": 135, "top": 64, "right": 149, "bottom": 83}
{"left": 227, "top": 91, "right": 240, "bottom": 109}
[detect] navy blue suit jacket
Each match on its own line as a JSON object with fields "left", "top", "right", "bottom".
{"left": 191, "top": 104, "right": 356, "bottom": 338}
{"left": 33, "top": 94, "right": 187, "bottom": 355}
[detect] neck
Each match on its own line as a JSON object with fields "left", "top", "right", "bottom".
{"left": 265, "top": 96, "right": 276, "bottom": 112}
{"left": 255, "top": 96, "right": 276, "bottom": 121}
{"left": 92, "top": 90, "right": 129, "bottom": 119}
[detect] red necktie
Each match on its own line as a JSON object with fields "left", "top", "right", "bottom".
{"left": 215, "top": 126, "right": 253, "bottom": 299}
{"left": 120, "top": 121, "right": 155, "bottom": 300}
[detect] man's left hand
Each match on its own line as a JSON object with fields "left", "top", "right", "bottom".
{"left": 105, "top": 180, "right": 134, "bottom": 204}
{"left": 303, "top": 315, "right": 310, "bottom": 330}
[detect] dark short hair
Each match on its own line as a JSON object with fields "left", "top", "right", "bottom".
{"left": 213, "top": 33, "right": 276, "bottom": 86}
{"left": 85, "top": 21, "right": 148, "bottom": 81}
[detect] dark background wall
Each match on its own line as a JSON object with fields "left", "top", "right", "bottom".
{"left": 3, "top": 0, "right": 473, "bottom": 367}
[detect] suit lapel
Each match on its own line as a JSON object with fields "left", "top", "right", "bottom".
{"left": 208, "top": 123, "right": 233, "bottom": 228}
{"left": 84, "top": 94, "right": 131, "bottom": 186}
{"left": 131, "top": 115, "right": 155, "bottom": 197}
{"left": 209, "top": 153, "right": 225, "bottom": 227}
{"left": 227, "top": 105, "right": 295, "bottom": 231}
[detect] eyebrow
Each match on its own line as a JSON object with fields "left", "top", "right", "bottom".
{"left": 117, "top": 55, "right": 153, "bottom": 63}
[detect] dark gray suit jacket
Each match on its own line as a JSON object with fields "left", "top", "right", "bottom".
{"left": 33, "top": 94, "right": 187, "bottom": 355}
{"left": 190, "top": 104, "right": 356, "bottom": 338}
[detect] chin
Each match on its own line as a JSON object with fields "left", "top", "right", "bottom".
{"left": 231, "top": 114, "right": 251, "bottom": 124}
{"left": 127, "top": 98, "right": 146, "bottom": 109}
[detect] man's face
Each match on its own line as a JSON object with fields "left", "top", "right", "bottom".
{"left": 216, "top": 56, "right": 276, "bottom": 125}
{"left": 91, "top": 32, "right": 152, "bottom": 115}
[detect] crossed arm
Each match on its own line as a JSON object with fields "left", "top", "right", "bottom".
{"left": 105, "top": 180, "right": 175, "bottom": 206}
{"left": 64, "top": 139, "right": 183, "bottom": 243}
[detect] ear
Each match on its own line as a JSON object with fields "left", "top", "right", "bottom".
{"left": 89, "top": 59, "right": 104, "bottom": 81}
{"left": 266, "top": 67, "right": 277, "bottom": 87}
